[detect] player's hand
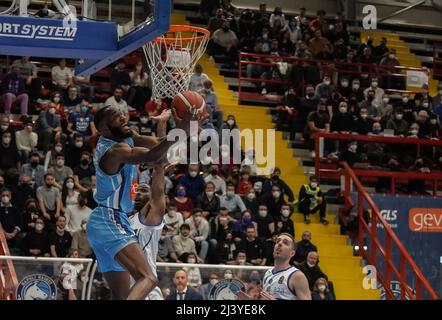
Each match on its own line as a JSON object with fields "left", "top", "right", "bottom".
{"left": 260, "top": 291, "right": 276, "bottom": 300}
{"left": 236, "top": 291, "right": 253, "bottom": 300}
{"left": 172, "top": 107, "right": 209, "bottom": 134}
{"left": 151, "top": 109, "right": 172, "bottom": 123}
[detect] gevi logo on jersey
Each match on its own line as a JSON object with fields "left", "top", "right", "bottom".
{"left": 409, "top": 208, "right": 442, "bottom": 232}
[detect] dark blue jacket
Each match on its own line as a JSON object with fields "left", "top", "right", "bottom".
{"left": 178, "top": 174, "right": 206, "bottom": 201}
{"left": 166, "top": 287, "right": 203, "bottom": 300}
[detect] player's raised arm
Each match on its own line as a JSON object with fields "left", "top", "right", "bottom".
{"left": 132, "top": 109, "right": 171, "bottom": 148}
{"left": 291, "top": 271, "right": 312, "bottom": 300}
{"left": 141, "top": 164, "right": 166, "bottom": 226}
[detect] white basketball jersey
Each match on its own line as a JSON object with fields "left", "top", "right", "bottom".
{"left": 130, "top": 212, "right": 165, "bottom": 300}
{"left": 263, "top": 266, "right": 299, "bottom": 300}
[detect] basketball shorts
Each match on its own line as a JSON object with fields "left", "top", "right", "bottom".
{"left": 87, "top": 206, "right": 136, "bottom": 273}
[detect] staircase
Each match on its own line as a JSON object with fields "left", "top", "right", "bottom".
{"left": 360, "top": 31, "right": 439, "bottom": 96}
{"left": 171, "top": 12, "right": 381, "bottom": 300}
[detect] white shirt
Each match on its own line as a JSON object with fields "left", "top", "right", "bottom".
{"left": 263, "top": 266, "right": 299, "bottom": 300}
{"left": 164, "top": 212, "right": 184, "bottom": 237}
{"left": 65, "top": 205, "right": 92, "bottom": 233}
{"left": 51, "top": 66, "right": 72, "bottom": 87}
{"left": 204, "top": 174, "right": 226, "bottom": 195}
{"left": 189, "top": 72, "right": 210, "bottom": 92}
{"left": 104, "top": 96, "right": 128, "bottom": 114}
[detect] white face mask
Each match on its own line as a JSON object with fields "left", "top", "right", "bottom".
{"left": 167, "top": 210, "right": 176, "bottom": 217}
{"left": 82, "top": 224, "right": 87, "bottom": 231}
{"left": 224, "top": 273, "right": 233, "bottom": 280}
{"left": 247, "top": 193, "right": 256, "bottom": 200}
{"left": 140, "top": 117, "right": 148, "bottom": 124}
{"left": 238, "top": 258, "right": 246, "bottom": 265}
{"left": 411, "top": 129, "right": 419, "bottom": 135}
{"left": 307, "top": 262, "right": 316, "bottom": 268}
{"left": 226, "top": 191, "right": 235, "bottom": 198}
{"left": 221, "top": 152, "right": 230, "bottom": 158}
{"left": 439, "top": 90, "right": 442, "bottom": 95}
{"left": 3, "top": 137, "right": 11, "bottom": 145}
{"left": 402, "top": 97, "right": 409, "bottom": 103}
{"left": 339, "top": 107, "right": 347, "bottom": 113}
{"left": 423, "top": 103, "right": 429, "bottom": 108}
{"left": 281, "top": 209, "right": 290, "bottom": 218}
{"left": 352, "top": 84, "right": 360, "bottom": 90}
{"left": 189, "top": 171, "right": 198, "bottom": 178}
{"left": 210, "top": 279, "right": 218, "bottom": 286}
{"left": 1, "top": 196, "right": 10, "bottom": 204}
{"left": 56, "top": 159, "right": 64, "bottom": 167}
{"left": 48, "top": 108, "right": 56, "bottom": 115}
{"left": 388, "top": 54, "right": 395, "bottom": 59}
{"left": 160, "top": 235, "right": 166, "bottom": 241}
{"left": 206, "top": 191, "right": 214, "bottom": 197}
{"left": 227, "top": 119, "right": 235, "bottom": 126}
{"left": 349, "top": 145, "right": 357, "bottom": 153}
{"left": 54, "top": 146, "right": 63, "bottom": 153}
{"left": 318, "top": 285, "right": 326, "bottom": 292}
{"left": 324, "top": 80, "right": 331, "bottom": 86}
{"left": 431, "top": 119, "right": 437, "bottom": 125}
{"left": 188, "top": 258, "right": 196, "bottom": 264}
{"left": 272, "top": 191, "right": 281, "bottom": 198}
{"left": 53, "top": 97, "right": 60, "bottom": 103}
{"left": 371, "top": 82, "right": 378, "bottom": 88}
{"left": 396, "top": 114, "right": 403, "bottom": 120}
{"left": 259, "top": 210, "right": 268, "bottom": 218}
{"left": 75, "top": 141, "right": 83, "bottom": 148}
{"left": 360, "top": 114, "right": 368, "bottom": 119}
{"left": 340, "top": 81, "right": 349, "bottom": 87}
{"left": 383, "top": 97, "right": 389, "bottom": 103}
{"left": 254, "top": 184, "right": 262, "bottom": 192}
{"left": 66, "top": 182, "right": 74, "bottom": 190}
{"left": 35, "top": 223, "right": 44, "bottom": 231}
{"left": 0, "top": 125, "right": 8, "bottom": 131}
{"left": 310, "top": 182, "right": 318, "bottom": 189}
{"left": 194, "top": 216, "right": 202, "bottom": 223}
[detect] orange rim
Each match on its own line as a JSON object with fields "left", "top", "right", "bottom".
{"left": 153, "top": 25, "right": 210, "bottom": 44}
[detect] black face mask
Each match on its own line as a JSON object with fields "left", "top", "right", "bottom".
{"left": 80, "top": 159, "right": 89, "bottom": 166}
{"left": 302, "top": 239, "right": 310, "bottom": 245}
{"left": 28, "top": 206, "right": 37, "bottom": 213}
{"left": 307, "top": 92, "right": 315, "bottom": 98}
{"left": 45, "top": 183, "right": 52, "bottom": 188}
{"left": 21, "top": 182, "right": 30, "bottom": 188}
{"left": 210, "top": 169, "right": 218, "bottom": 175}
{"left": 30, "top": 161, "right": 39, "bottom": 168}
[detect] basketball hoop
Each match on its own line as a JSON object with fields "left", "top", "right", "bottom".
{"left": 142, "top": 25, "right": 210, "bottom": 100}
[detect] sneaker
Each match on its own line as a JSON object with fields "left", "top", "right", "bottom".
{"left": 320, "top": 218, "right": 329, "bottom": 225}
{"left": 304, "top": 215, "right": 311, "bottom": 224}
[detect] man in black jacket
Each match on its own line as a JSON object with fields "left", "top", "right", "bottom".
{"left": 298, "top": 251, "right": 328, "bottom": 290}
{"left": 166, "top": 269, "right": 203, "bottom": 300}
{"left": 293, "top": 231, "right": 318, "bottom": 265}
{"left": 0, "top": 188, "right": 22, "bottom": 252}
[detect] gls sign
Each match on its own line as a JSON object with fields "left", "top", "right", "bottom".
{"left": 377, "top": 209, "right": 398, "bottom": 229}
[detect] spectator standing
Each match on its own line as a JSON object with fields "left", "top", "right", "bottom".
{"left": 0, "top": 188, "right": 22, "bottom": 251}
{"left": 15, "top": 117, "right": 38, "bottom": 163}
{"left": 1, "top": 66, "right": 29, "bottom": 115}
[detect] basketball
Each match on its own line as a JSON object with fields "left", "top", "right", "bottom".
{"left": 171, "top": 91, "right": 206, "bottom": 119}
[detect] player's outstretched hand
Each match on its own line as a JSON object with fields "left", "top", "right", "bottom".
{"left": 172, "top": 107, "right": 209, "bottom": 134}
{"left": 151, "top": 109, "right": 172, "bottom": 123}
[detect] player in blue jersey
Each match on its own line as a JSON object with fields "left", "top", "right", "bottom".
{"left": 87, "top": 105, "right": 202, "bottom": 300}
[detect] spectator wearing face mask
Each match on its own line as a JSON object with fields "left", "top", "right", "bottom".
{"left": 136, "top": 111, "right": 156, "bottom": 137}
{"left": 415, "top": 110, "right": 433, "bottom": 138}
{"left": 15, "top": 117, "right": 38, "bottom": 164}
{"left": 189, "top": 64, "right": 211, "bottom": 92}
{"left": 367, "top": 122, "right": 386, "bottom": 165}
{"left": 237, "top": 225, "right": 267, "bottom": 266}
{"left": 363, "top": 78, "right": 384, "bottom": 108}
{"left": 208, "top": 207, "right": 234, "bottom": 254}
{"left": 386, "top": 107, "right": 409, "bottom": 137}
{"left": 185, "top": 208, "right": 209, "bottom": 262}
{"left": 172, "top": 223, "right": 201, "bottom": 262}
{"left": 253, "top": 204, "right": 274, "bottom": 241}
{"left": 61, "top": 176, "right": 79, "bottom": 211}
{"left": 67, "top": 101, "right": 97, "bottom": 140}
{"left": 352, "top": 106, "right": 373, "bottom": 135}
{"left": 70, "top": 218, "right": 92, "bottom": 258}
{"left": 274, "top": 204, "right": 295, "bottom": 236}
{"left": 312, "top": 278, "right": 335, "bottom": 300}
{"left": 196, "top": 182, "right": 220, "bottom": 219}
{"left": 64, "top": 133, "right": 85, "bottom": 169}
{"left": 331, "top": 101, "right": 353, "bottom": 133}
{"left": 236, "top": 171, "right": 253, "bottom": 196}
{"left": 260, "top": 185, "right": 286, "bottom": 220}
{"left": 36, "top": 173, "right": 62, "bottom": 226}
{"left": 65, "top": 193, "right": 92, "bottom": 233}
{"left": 157, "top": 226, "right": 179, "bottom": 262}
{"left": 23, "top": 217, "right": 50, "bottom": 257}
{"left": 0, "top": 115, "right": 16, "bottom": 145}
{"left": 0, "top": 188, "right": 22, "bottom": 252}
{"left": 339, "top": 141, "right": 363, "bottom": 167}
{"left": 243, "top": 189, "right": 259, "bottom": 215}
{"left": 183, "top": 253, "right": 203, "bottom": 290}
{"left": 380, "top": 49, "right": 403, "bottom": 90}
{"left": 204, "top": 164, "right": 227, "bottom": 195}
{"left": 298, "top": 176, "right": 328, "bottom": 225}
{"left": 22, "top": 198, "right": 40, "bottom": 233}
{"left": 298, "top": 251, "right": 328, "bottom": 290}
{"left": 49, "top": 215, "right": 72, "bottom": 257}
{"left": 427, "top": 115, "right": 442, "bottom": 139}
{"left": 262, "top": 167, "right": 295, "bottom": 203}
{"left": 297, "top": 84, "right": 319, "bottom": 127}
{"left": 232, "top": 210, "right": 256, "bottom": 242}
{"left": 315, "top": 75, "right": 334, "bottom": 101}
{"left": 178, "top": 164, "right": 206, "bottom": 201}
{"left": 20, "top": 152, "right": 45, "bottom": 189}
{"left": 47, "top": 153, "right": 74, "bottom": 190}
{"left": 219, "top": 183, "right": 246, "bottom": 218}
{"left": 171, "top": 185, "right": 194, "bottom": 220}
{"left": 164, "top": 203, "right": 184, "bottom": 238}
{"left": 293, "top": 231, "right": 318, "bottom": 265}
{"left": 208, "top": 21, "right": 239, "bottom": 65}
{"left": 73, "top": 151, "right": 95, "bottom": 188}
{"left": 200, "top": 273, "right": 219, "bottom": 300}
{"left": 36, "top": 103, "right": 62, "bottom": 152}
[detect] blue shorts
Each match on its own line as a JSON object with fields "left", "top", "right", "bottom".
{"left": 87, "top": 206, "right": 136, "bottom": 273}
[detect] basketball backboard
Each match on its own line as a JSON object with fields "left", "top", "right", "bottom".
{"left": 0, "top": 0, "right": 171, "bottom": 76}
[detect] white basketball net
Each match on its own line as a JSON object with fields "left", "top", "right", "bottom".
{"left": 142, "top": 26, "right": 210, "bottom": 100}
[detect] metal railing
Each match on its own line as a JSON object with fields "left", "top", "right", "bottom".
{"left": 341, "top": 161, "right": 438, "bottom": 300}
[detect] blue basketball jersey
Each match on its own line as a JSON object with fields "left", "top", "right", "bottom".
{"left": 93, "top": 136, "right": 137, "bottom": 213}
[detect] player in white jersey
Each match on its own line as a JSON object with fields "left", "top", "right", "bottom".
{"left": 238, "top": 233, "right": 311, "bottom": 300}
